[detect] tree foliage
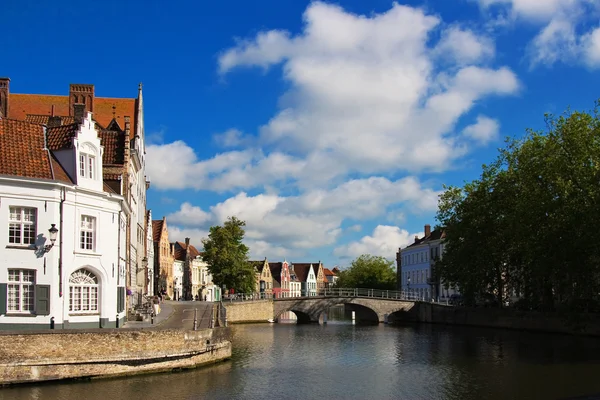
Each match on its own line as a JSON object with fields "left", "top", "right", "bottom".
{"left": 201, "top": 216, "right": 256, "bottom": 293}
{"left": 335, "top": 254, "right": 396, "bottom": 290}
{"left": 436, "top": 102, "right": 600, "bottom": 311}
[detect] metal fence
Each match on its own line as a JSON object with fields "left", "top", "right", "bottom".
{"left": 220, "top": 288, "right": 429, "bottom": 302}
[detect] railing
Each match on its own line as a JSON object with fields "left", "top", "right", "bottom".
{"left": 221, "top": 288, "right": 429, "bottom": 302}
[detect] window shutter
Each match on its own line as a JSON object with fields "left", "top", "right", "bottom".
{"left": 35, "top": 285, "right": 51, "bottom": 315}
{"left": 0, "top": 284, "right": 7, "bottom": 315}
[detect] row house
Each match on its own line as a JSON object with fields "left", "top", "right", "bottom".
{"left": 173, "top": 239, "right": 220, "bottom": 302}
{"left": 152, "top": 217, "right": 174, "bottom": 298}
{"left": 291, "top": 263, "right": 318, "bottom": 297}
{"left": 1, "top": 78, "right": 151, "bottom": 312}
{"left": 396, "top": 224, "right": 459, "bottom": 301}
{"left": 250, "top": 258, "right": 273, "bottom": 299}
{"left": 0, "top": 113, "right": 128, "bottom": 329}
{"left": 323, "top": 267, "right": 338, "bottom": 288}
{"left": 269, "top": 261, "right": 290, "bottom": 298}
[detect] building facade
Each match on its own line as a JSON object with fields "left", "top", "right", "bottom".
{"left": 153, "top": 217, "right": 174, "bottom": 298}
{"left": 1, "top": 78, "right": 151, "bottom": 313}
{"left": 0, "top": 115, "right": 128, "bottom": 330}
{"left": 397, "top": 224, "right": 459, "bottom": 301}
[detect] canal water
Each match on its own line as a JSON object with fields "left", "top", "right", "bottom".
{"left": 3, "top": 307, "right": 600, "bottom": 400}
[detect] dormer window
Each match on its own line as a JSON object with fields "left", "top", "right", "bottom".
{"left": 79, "top": 153, "right": 95, "bottom": 179}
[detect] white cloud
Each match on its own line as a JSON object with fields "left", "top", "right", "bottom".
{"left": 476, "top": 0, "right": 600, "bottom": 68}
{"left": 581, "top": 27, "right": 600, "bottom": 67}
{"left": 166, "top": 176, "right": 440, "bottom": 258}
{"left": 462, "top": 115, "right": 500, "bottom": 145}
{"left": 213, "top": 128, "right": 252, "bottom": 148}
{"left": 167, "top": 226, "right": 209, "bottom": 247}
{"left": 434, "top": 26, "right": 495, "bottom": 65}
{"left": 147, "top": 2, "right": 518, "bottom": 193}
{"left": 347, "top": 224, "right": 362, "bottom": 232}
{"left": 333, "top": 225, "right": 423, "bottom": 260}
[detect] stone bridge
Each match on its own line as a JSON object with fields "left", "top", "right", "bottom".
{"left": 273, "top": 296, "right": 419, "bottom": 324}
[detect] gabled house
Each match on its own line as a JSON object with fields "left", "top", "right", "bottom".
{"left": 269, "top": 261, "right": 290, "bottom": 298}
{"left": 2, "top": 78, "right": 150, "bottom": 312}
{"left": 250, "top": 258, "right": 272, "bottom": 298}
{"left": 144, "top": 210, "right": 154, "bottom": 296}
{"left": 323, "top": 268, "right": 338, "bottom": 288}
{"left": 153, "top": 217, "right": 174, "bottom": 298}
{"left": 289, "top": 266, "right": 301, "bottom": 298}
{"left": 173, "top": 238, "right": 204, "bottom": 300}
{"left": 292, "top": 263, "right": 317, "bottom": 297}
{"left": 0, "top": 114, "right": 129, "bottom": 329}
{"left": 311, "top": 261, "right": 326, "bottom": 295}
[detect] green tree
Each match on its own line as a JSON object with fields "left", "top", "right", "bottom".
{"left": 335, "top": 254, "right": 396, "bottom": 290}
{"left": 436, "top": 102, "right": 600, "bottom": 311}
{"left": 201, "top": 216, "right": 256, "bottom": 293}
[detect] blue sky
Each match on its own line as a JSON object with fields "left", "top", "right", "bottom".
{"left": 4, "top": 0, "right": 600, "bottom": 267}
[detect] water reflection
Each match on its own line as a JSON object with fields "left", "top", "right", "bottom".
{"left": 2, "top": 320, "right": 600, "bottom": 400}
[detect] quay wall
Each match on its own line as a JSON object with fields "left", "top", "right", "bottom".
{"left": 0, "top": 327, "right": 232, "bottom": 385}
{"left": 223, "top": 300, "right": 274, "bottom": 323}
{"left": 415, "top": 303, "right": 600, "bottom": 336}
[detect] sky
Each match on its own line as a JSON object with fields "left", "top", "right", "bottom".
{"left": 3, "top": 0, "right": 600, "bottom": 268}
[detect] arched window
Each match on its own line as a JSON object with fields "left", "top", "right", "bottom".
{"left": 69, "top": 269, "right": 99, "bottom": 313}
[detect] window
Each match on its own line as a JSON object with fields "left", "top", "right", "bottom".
{"left": 7, "top": 269, "right": 35, "bottom": 313}
{"left": 9, "top": 207, "right": 37, "bottom": 245}
{"left": 69, "top": 269, "right": 98, "bottom": 313}
{"left": 80, "top": 215, "right": 96, "bottom": 250}
{"left": 79, "top": 154, "right": 95, "bottom": 179}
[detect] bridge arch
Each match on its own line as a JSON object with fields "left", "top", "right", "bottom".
{"left": 273, "top": 297, "right": 416, "bottom": 324}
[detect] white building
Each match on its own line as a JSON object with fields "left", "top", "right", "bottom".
{"left": 397, "top": 224, "right": 459, "bottom": 302}
{"left": 1, "top": 79, "right": 151, "bottom": 316}
{"left": 0, "top": 114, "right": 129, "bottom": 329}
{"left": 172, "top": 259, "right": 183, "bottom": 301}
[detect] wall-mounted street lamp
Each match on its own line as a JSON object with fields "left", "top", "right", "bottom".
{"left": 44, "top": 224, "right": 59, "bottom": 253}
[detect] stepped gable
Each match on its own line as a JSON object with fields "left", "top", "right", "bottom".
{"left": 0, "top": 118, "right": 72, "bottom": 183}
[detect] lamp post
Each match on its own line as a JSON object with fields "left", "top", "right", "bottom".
{"left": 44, "top": 224, "right": 59, "bottom": 253}
{"left": 407, "top": 276, "right": 411, "bottom": 299}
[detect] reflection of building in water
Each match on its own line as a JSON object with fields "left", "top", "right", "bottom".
{"left": 279, "top": 311, "right": 298, "bottom": 322}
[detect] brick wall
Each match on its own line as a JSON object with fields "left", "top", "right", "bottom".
{"left": 223, "top": 300, "right": 274, "bottom": 323}
{"left": 0, "top": 327, "right": 231, "bottom": 385}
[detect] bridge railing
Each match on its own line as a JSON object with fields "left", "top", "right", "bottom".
{"left": 221, "top": 288, "right": 429, "bottom": 302}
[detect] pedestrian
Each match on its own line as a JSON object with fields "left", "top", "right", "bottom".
{"left": 152, "top": 295, "right": 160, "bottom": 315}
{"left": 204, "top": 294, "right": 207, "bottom": 302}
{"left": 158, "top": 290, "right": 163, "bottom": 304}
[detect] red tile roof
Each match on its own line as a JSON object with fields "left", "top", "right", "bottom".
{"left": 46, "top": 123, "right": 78, "bottom": 150}
{"left": 9, "top": 94, "right": 136, "bottom": 137}
{"left": 98, "top": 130, "right": 125, "bottom": 165}
{"left": 0, "top": 118, "right": 72, "bottom": 183}
{"left": 290, "top": 263, "right": 311, "bottom": 282}
{"left": 323, "top": 268, "right": 336, "bottom": 276}
{"left": 25, "top": 114, "right": 76, "bottom": 126}
{"left": 173, "top": 241, "right": 202, "bottom": 261}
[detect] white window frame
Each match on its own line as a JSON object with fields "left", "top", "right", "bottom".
{"left": 80, "top": 215, "right": 96, "bottom": 251}
{"left": 8, "top": 207, "right": 37, "bottom": 246}
{"left": 69, "top": 269, "right": 99, "bottom": 314}
{"left": 79, "top": 153, "right": 96, "bottom": 180}
{"left": 7, "top": 269, "right": 35, "bottom": 313}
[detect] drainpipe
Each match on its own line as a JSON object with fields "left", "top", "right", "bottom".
{"left": 59, "top": 187, "right": 65, "bottom": 297}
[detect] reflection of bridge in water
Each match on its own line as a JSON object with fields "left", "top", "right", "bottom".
{"left": 272, "top": 288, "right": 424, "bottom": 324}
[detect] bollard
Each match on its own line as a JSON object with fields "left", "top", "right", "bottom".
{"left": 50, "top": 316, "right": 55, "bottom": 329}
{"left": 193, "top": 308, "right": 198, "bottom": 331}
{"left": 116, "top": 315, "right": 119, "bottom": 328}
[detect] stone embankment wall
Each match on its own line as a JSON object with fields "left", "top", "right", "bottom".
{"left": 223, "top": 300, "right": 274, "bottom": 323}
{"left": 415, "top": 303, "right": 600, "bottom": 336}
{"left": 0, "top": 327, "right": 231, "bottom": 385}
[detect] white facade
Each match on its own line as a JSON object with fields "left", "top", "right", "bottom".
{"left": 198, "top": 260, "right": 220, "bottom": 302}
{"left": 0, "top": 113, "right": 128, "bottom": 329}
{"left": 289, "top": 280, "right": 301, "bottom": 298}
{"left": 173, "top": 260, "right": 183, "bottom": 301}
{"left": 145, "top": 211, "right": 154, "bottom": 296}
{"left": 305, "top": 268, "right": 317, "bottom": 297}
{"left": 399, "top": 226, "right": 459, "bottom": 302}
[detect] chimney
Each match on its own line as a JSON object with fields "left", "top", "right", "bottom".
{"left": 48, "top": 116, "right": 62, "bottom": 128}
{"left": 0, "top": 77, "right": 9, "bottom": 118}
{"left": 69, "top": 83, "right": 94, "bottom": 115}
{"left": 73, "top": 104, "right": 85, "bottom": 123}
{"left": 424, "top": 224, "right": 431, "bottom": 237}
{"left": 414, "top": 235, "right": 419, "bottom": 243}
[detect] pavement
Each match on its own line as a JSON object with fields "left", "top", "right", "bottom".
{"left": 123, "top": 300, "right": 215, "bottom": 330}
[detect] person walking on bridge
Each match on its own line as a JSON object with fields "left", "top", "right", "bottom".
{"left": 152, "top": 295, "right": 160, "bottom": 315}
